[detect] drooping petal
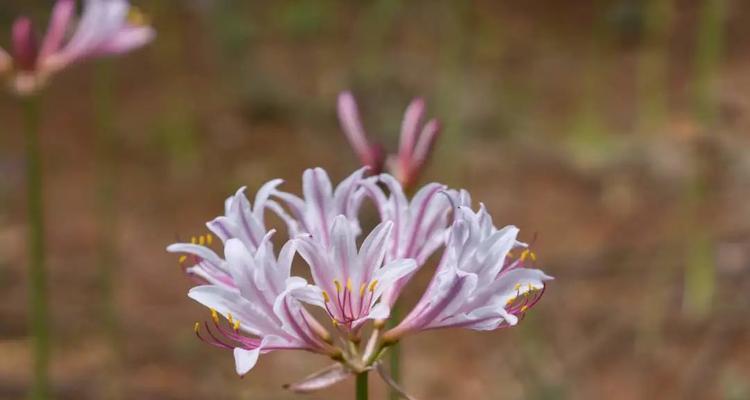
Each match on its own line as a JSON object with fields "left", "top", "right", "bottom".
{"left": 234, "top": 347, "right": 261, "bottom": 376}
{"left": 376, "top": 363, "right": 418, "bottom": 400}
{"left": 284, "top": 364, "right": 353, "bottom": 393}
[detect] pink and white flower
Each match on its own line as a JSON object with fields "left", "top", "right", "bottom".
{"left": 169, "top": 167, "right": 551, "bottom": 393}
{"left": 0, "top": 0, "right": 155, "bottom": 95}
{"left": 291, "top": 216, "right": 417, "bottom": 331}
{"left": 337, "top": 91, "right": 440, "bottom": 189}
{"left": 360, "top": 173, "right": 453, "bottom": 307}
{"left": 168, "top": 197, "right": 337, "bottom": 375}
{"left": 271, "top": 167, "right": 368, "bottom": 245}
{"left": 384, "top": 200, "right": 552, "bottom": 341}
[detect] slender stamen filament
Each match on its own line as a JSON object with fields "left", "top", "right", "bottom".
{"left": 504, "top": 284, "right": 546, "bottom": 319}
{"left": 323, "top": 278, "right": 381, "bottom": 326}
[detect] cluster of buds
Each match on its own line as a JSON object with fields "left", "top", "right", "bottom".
{"left": 337, "top": 91, "right": 440, "bottom": 190}
{"left": 168, "top": 167, "right": 551, "bottom": 394}
{"left": 0, "top": 0, "right": 155, "bottom": 96}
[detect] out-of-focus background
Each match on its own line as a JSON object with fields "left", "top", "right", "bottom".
{"left": 1, "top": 0, "right": 750, "bottom": 399}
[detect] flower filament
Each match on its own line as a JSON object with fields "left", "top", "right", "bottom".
{"left": 322, "top": 278, "right": 379, "bottom": 326}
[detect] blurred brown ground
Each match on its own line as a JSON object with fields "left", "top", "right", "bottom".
{"left": 1, "top": 0, "right": 750, "bottom": 399}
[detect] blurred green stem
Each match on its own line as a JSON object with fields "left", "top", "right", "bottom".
{"left": 356, "top": 371, "right": 368, "bottom": 400}
{"left": 683, "top": 0, "right": 726, "bottom": 318}
{"left": 636, "top": 0, "right": 673, "bottom": 133}
{"left": 692, "top": 0, "right": 727, "bottom": 126}
{"left": 24, "top": 93, "right": 49, "bottom": 400}
{"left": 388, "top": 303, "right": 401, "bottom": 400}
{"left": 94, "top": 61, "right": 123, "bottom": 396}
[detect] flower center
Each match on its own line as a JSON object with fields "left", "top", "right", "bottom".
{"left": 322, "top": 278, "right": 379, "bottom": 326}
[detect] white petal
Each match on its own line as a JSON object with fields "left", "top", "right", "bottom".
{"left": 371, "top": 259, "right": 418, "bottom": 300}
{"left": 302, "top": 167, "right": 334, "bottom": 239}
{"left": 331, "top": 215, "right": 357, "bottom": 280}
{"left": 288, "top": 281, "right": 326, "bottom": 308}
{"left": 358, "top": 221, "right": 393, "bottom": 282}
{"left": 188, "top": 285, "right": 279, "bottom": 337}
{"left": 367, "top": 302, "right": 391, "bottom": 320}
{"left": 96, "top": 25, "right": 155, "bottom": 55}
{"left": 166, "top": 243, "right": 226, "bottom": 273}
{"left": 253, "top": 179, "right": 284, "bottom": 222}
{"left": 234, "top": 347, "right": 261, "bottom": 376}
{"left": 223, "top": 238, "right": 255, "bottom": 298}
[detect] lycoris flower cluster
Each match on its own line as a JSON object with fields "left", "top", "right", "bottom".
{"left": 0, "top": 0, "right": 155, "bottom": 95}
{"left": 168, "top": 167, "right": 552, "bottom": 393}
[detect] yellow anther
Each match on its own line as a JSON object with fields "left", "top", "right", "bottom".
{"left": 191, "top": 236, "right": 197, "bottom": 244}
{"left": 210, "top": 308, "right": 219, "bottom": 324}
{"left": 346, "top": 278, "right": 353, "bottom": 292}
{"left": 359, "top": 283, "right": 366, "bottom": 297}
{"left": 198, "top": 235, "right": 206, "bottom": 246}
{"left": 206, "top": 234, "right": 213, "bottom": 245}
{"left": 227, "top": 313, "right": 234, "bottom": 324}
{"left": 514, "top": 283, "right": 522, "bottom": 291}
{"left": 520, "top": 305, "right": 529, "bottom": 313}
{"left": 506, "top": 298, "right": 515, "bottom": 307}
{"left": 333, "top": 279, "right": 342, "bottom": 293}
{"left": 331, "top": 319, "right": 339, "bottom": 327}
{"left": 178, "top": 255, "right": 187, "bottom": 264}
{"left": 322, "top": 290, "right": 330, "bottom": 303}
{"left": 233, "top": 319, "right": 240, "bottom": 332}
{"left": 368, "top": 280, "right": 379, "bottom": 293}
{"left": 194, "top": 322, "right": 200, "bottom": 333}
{"left": 521, "top": 249, "right": 537, "bottom": 262}
{"left": 127, "top": 7, "right": 149, "bottom": 26}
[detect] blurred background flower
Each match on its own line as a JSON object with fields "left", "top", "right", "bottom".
{"left": 1, "top": 0, "right": 750, "bottom": 399}
{"left": 0, "top": 0, "right": 155, "bottom": 95}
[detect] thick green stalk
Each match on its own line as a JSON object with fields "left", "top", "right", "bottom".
{"left": 355, "top": 371, "right": 369, "bottom": 400}
{"left": 24, "top": 94, "right": 49, "bottom": 400}
{"left": 94, "top": 61, "right": 123, "bottom": 399}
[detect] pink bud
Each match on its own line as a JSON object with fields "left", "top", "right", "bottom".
{"left": 12, "top": 17, "right": 39, "bottom": 72}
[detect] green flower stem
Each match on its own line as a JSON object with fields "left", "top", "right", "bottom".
{"left": 24, "top": 93, "right": 49, "bottom": 400}
{"left": 355, "top": 371, "right": 369, "bottom": 400}
{"left": 683, "top": 0, "right": 726, "bottom": 318}
{"left": 388, "top": 302, "right": 401, "bottom": 400}
{"left": 94, "top": 61, "right": 123, "bottom": 398}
